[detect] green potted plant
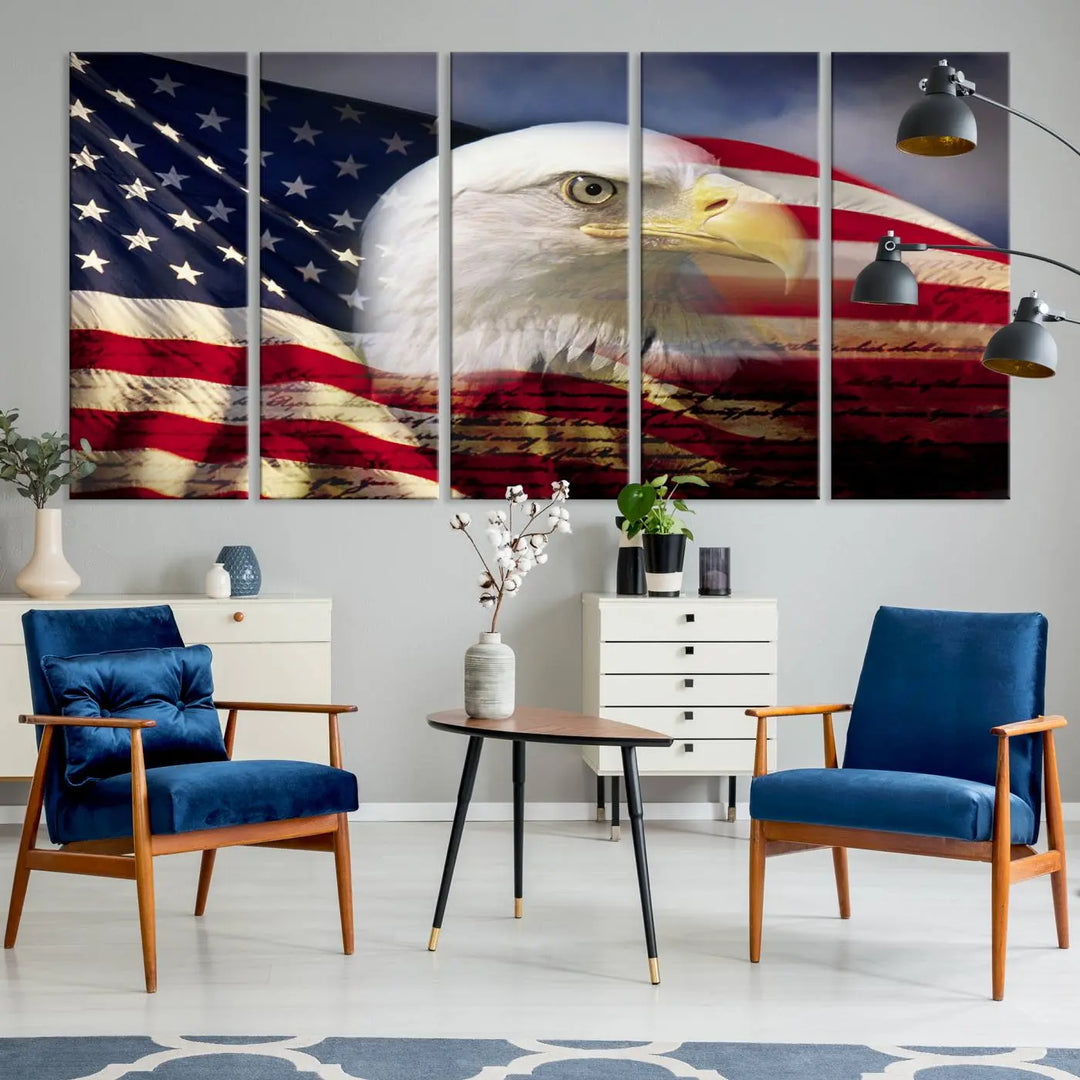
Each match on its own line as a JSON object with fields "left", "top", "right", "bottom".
{"left": 0, "top": 409, "right": 95, "bottom": 599}
{"left": 617, "top": 473, "right": 707, "bottom": 596}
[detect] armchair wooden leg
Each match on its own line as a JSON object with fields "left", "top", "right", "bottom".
{"left": 333, "top": 813, "right": 354, "bottom": 955}
{"left": 1044, "top": 731, "right": 1069, "bottom": 949}
{"left": 131, "top": 730, "right": 157, "bottom": 993}
{"left": 5, "top": 727, "right": 52, "bottom": 950}
{"left": 194, "top": 850, "right": 216, "bottom": 917}
{"left": 832, "top": 847, "right": 851, "bottom": 919}
{"left": 991, "top": 737, "right": 1011, "bottom": 1001}
{"left": 749, "top": 819, "right": 765, "bottom": 963}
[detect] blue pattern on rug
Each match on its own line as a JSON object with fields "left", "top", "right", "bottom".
{"left": 0, "top": 1037, "right": 1077, "bottom": 1080}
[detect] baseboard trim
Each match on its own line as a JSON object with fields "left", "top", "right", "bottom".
{"left": 3, "top": 801, "right": 1079, "bottom": 827}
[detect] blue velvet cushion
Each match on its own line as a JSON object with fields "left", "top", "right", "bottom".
{"left": 40, "top": 645, "right": 228, "bottom": 786}
{"left": 750, "top": 767, "right": 1037, "bottom": 844}
{"left": 52, "top": 759, "right": 360, "bottom": 844}
{"left": 843, "top": 606, "right": 1047, "bottom": 836}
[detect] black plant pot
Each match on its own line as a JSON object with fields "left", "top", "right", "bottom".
{"left": 615, "top": 515, "right": 646, "bottom": 596}
{"left": 642, "top": 533, "right": 687, "bottom": 597}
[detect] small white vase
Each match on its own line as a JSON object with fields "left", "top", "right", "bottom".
{"left": 204, "top": 561, "right": 231, "bottom": 599}
{"left": 15, "top": 508, "right": 81, "bottom": 600}
{"left": 464, "top": 631, "right": 515, "bottom": 719}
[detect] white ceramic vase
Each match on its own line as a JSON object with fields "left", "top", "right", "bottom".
{"left": 204, "top": 561, "right": 231, "bottom": 599}
{"left": 15, "top": 508, "right": 81, "bottom": 600}
{"left": 464, "top": 631, "right": 515, "bottom": 719}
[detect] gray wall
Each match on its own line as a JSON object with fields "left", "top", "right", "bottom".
{"left": 4, "top": 0, "right": 1080, "bottom": 809}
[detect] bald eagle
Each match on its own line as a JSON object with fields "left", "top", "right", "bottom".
{"left": 356, "top": 121, "right": 807, "bottom": 380}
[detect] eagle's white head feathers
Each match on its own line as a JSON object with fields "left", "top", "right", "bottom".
{"left": 357, "top": 121, "right": 807, "bottom": 378}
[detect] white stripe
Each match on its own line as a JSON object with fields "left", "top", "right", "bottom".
{"left": 260, "top": 459, "right": 437, "bottom": 499}
{"left": 71, "top": 291, "right": 247, "bottom": 346}
{"left": 72, "top": 449, "right": 247, "bottom": 497}
{"left": 833, "top": 241, "right": 1009, "bottom": 291}
{"left": 262, "top": 308, "right": 364, "bottom": 364}
{"left": 834, "top": 319, "right": 1000, "bottom": 354}
{"left": 261, "top": 381, "right": 435, "bottom": 448}
{"left": 70, "top": 369, "right": 246, "bottom": 425}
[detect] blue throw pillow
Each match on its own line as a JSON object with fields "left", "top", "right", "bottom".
{"left": 41, "top": 644, "right": 228, "bottom": 786}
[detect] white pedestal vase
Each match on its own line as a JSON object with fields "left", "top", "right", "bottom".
{"left": 15, "top": 508, "right": 81, "bottom": 600}
{"left": 464, "top": 631, "right": 515, "bottom": 719}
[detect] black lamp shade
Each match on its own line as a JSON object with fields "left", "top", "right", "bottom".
{"left": 982, "top": 320, "right": 1058, "bottom": 378}
{"left": 850, "top": 256, "right": 920, "bottom": 305}
{"left": 897, "top": 94, "right": 977, "bottom": 156}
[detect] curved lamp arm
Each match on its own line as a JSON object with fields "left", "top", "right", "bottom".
{"left": 970, "top": 91, "right": 1080, "bottom": 161}
{"left": 899, "top": 241, "right": 1080, "bottom": 281}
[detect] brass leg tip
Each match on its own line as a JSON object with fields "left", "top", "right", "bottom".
{"left": 427, "top": 927, "right": 440, "bottom": 951}
{"left": 648, "top": 957, "right": 660, "bottom": 985}
{"left": 610, "top": 826, "right": 621, "bottom": 841}
{"left": 514, "top": 898, "right": 523, "bottom": 919}
{"left": 596, "top": 808, "right": 606, "bottom": 822}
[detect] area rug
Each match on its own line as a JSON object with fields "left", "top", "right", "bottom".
{"left": 1, "top": 1038, "right": 1079, "bottom": 1079}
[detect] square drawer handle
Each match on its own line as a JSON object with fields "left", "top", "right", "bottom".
{"left": 684, "top": 645, "right": 695, "bottom": 655}
{"left": 685, "top": 613, "right": 696, "bottom": 623}
{"left": 684, "top": 743, "right": 694, "bottom": 752}
{"left": 684, "top": 678, "right": 694, "bottom": 689}
{"left": 684, "top": 710, "right": 694, "bottom": 721}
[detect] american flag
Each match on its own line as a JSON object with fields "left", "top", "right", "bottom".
{"left": 258, "top": 55, "right": 445, "bottom": 499}
{"left": 69, "top": 52, "right": 248, "bottom": 499}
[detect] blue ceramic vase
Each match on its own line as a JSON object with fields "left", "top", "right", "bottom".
{"left": 216, "top": 545, "right": 261, "bottom": 597}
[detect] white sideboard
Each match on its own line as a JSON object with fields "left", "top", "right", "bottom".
{"left": 581, "top": 593, "right": 778, "bottom": 823}
{"left": 0, "top": 595, "right": 333, "bottom": 779}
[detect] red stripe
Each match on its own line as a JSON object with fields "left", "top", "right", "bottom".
{"left": 261, "top": 418, "right": 436, "bottom": 479}
{"left": 450, "top": 449, "right": 625, "bottom": 500}
{"left": 72, "top": 409, "right": 246, "bottom": 463}
{"left": 832, "top": 210, "right": 1009, "bottom": 260}
{"left": 832, "top": 280, "right": 1010, "bottom": 325}
{"left": 260, "top": 344, "right": 437, "bottom": 412}
{"left": 678, "top": 137, "right": 819, "bottom": 179}
{"left": 70, "top": 329, "right": 245, "bottom": 386}
{"left": 453, "top": 371, "right": 627, "bottom": 425}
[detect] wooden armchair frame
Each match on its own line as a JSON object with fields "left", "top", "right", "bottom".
{"left": 4, "top": 700, "right": 358, "bottom": 993}
{"left": 747, "top": 704, "right": 1069, "bottom": 1000}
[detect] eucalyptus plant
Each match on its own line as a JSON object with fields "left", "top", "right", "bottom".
{"left": 0, "top": 409, "right": 96, "bottom": 509}
{"left": 617, "top": 473, "right": 707, "bottom": 540}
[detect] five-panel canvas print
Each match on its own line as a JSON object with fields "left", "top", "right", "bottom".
{"left": 68, "top": 51, "right": 1010, "bottom": 501}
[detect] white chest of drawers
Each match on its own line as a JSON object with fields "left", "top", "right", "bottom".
{"left": 0, "top": 594, "right": 333, "bottom": 779}
{"left": 581, "top": 593, "right": 778, "bottom": 818}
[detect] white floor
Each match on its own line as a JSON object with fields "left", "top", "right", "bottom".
{"left": 0, "top": 819, "right": 1077, "bottom": 1046}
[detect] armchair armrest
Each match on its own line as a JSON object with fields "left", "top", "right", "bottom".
{"left": 991, "top": 715, "right": 1067, "bottom": 738}
{"left": 745, "top": 704, "right": 851, "bottom": 718}
{"left": 19, "top": 713, "right": 156, "bottom": 729}
{"left": 213, "top": 701, "right": 357, "bottom": 715}
{"left": 746, "top": 704, "right": 851, "bottom": 777}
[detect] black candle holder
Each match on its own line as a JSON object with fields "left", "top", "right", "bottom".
{"left": 698, "top": 547, "right": 731, "bottom": 596}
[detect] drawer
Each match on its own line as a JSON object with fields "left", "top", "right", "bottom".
{"left": 600, "top": 673, "right": 776, "bottom": 707}
{"left": 601, "top": 706, "right": 768, "bottom": 741}
{"left": 591, "top": 738, "right": 775, "bottom": 775}
{"left": 601, "top": 641, "right": 775, "bottom": 674}
{"left": 171, "top": 600, "right": 330, "bottom": 644}
{"left": 598, "top": 600, "right": 776, "bottom": 643}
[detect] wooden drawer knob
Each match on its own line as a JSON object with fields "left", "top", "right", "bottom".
{"left": 233, "top": 611, "right": 245, "bottom": 622}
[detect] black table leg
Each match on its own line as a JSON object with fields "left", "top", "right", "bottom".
{"left": 596, "top": 774, "right": 606, "bottom": 822}
{"left": 621, "top": 745, "right": 659, "bottom": 984}
{"left": 513, "top": 740, "right": 525, "bottom": 918}
{"left": 429, "top": 735, "right": 484, "bottom": 950}
{"left": 610, "top": 775, "right": 621, "bottom": 841}
{"left": 727, "top": 775, "right": 738, "bottom": 823}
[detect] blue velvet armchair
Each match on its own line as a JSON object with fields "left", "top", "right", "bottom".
{"left": 747, "top": 606, "right": 1068, "bottom": 1000}
{"left": 4, "top": 605, "right": 360, "bottom": 992}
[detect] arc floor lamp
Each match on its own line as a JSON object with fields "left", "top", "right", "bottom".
{"left": 851, "top": 59, "right": 1080, "bottom": 378}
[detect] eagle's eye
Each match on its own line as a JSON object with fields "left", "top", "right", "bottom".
{"left": 562, "top": 175, "right": 617, "bottom": 207}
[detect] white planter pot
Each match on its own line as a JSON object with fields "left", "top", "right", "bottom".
{"left": 204, "top": 562, "right": 231, "bottom": 599}
{"left": 15, "top": 508, "right": 81, "bottom": 600}
{"left": 464, "top": 631, "right": 515, "bottom": 719}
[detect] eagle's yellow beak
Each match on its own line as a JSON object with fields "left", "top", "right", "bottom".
{"left": 583, "top": 173, "right": 808, "bottom": 284}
